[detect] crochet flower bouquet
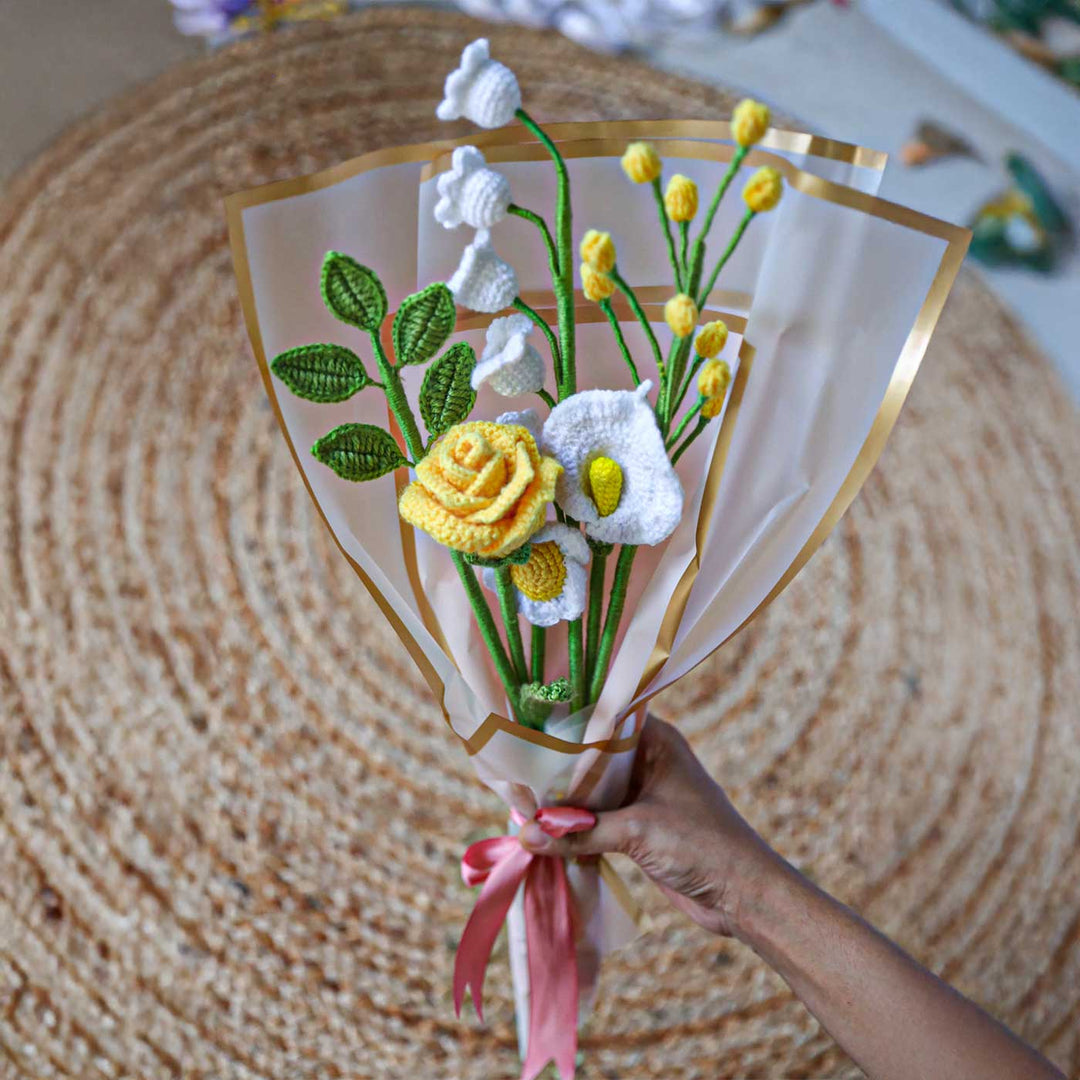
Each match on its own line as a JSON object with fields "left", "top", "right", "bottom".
{"left": 227, "top": 38, "right": 969, "bottom": 1080}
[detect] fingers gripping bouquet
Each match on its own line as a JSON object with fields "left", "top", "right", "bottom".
{"left": 228, "top": 37, "right": 968, "bottom": 1080}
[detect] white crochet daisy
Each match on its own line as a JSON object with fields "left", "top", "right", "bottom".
{"left": 482, "top": 523, "right": 590, "bottom": 627}
{"left": 472, "top": 314, "right": 545, "bottom": 396}
{"left": 436, "top": 38, "right": 522, "bottom": 129}
{"left": 447, "top": 229, "right": 518, "bottom": 314}
{"left": 541, "top": 381, "right": 683, "bottom": 546}
{"left": 495, "top": 407, "right": 542, "bottom": 444}
{"left": 434, "top": 146, "right": 512, "bottom": 231}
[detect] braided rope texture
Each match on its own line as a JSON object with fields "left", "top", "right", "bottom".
{"left": 1, "top": 8, "right": 1079, "bottom": 1077}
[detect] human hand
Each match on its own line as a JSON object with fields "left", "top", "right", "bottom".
{"left": 519, "top": 714, "right": 783, "bottom": 938}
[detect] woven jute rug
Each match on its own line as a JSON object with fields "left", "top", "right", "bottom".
{"left": 2, "top": 8, "right": 1079, "bottom": 1078}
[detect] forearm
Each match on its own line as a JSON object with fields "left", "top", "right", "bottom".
{"left": 735, "top": 857, "right": 1065, "bottom": 1080}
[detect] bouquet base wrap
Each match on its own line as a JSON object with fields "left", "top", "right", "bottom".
{"left": 228, "top": 118, "right": 968, "bottom": 1073}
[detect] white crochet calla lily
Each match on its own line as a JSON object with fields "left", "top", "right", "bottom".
{"left": 447, "top": 229, "right": 518, "bottom": 313}
{"left": 542, "top": 381, "right": 683, "bottom": 546}
{"left": 435, "top": 146, "right": 512, "bottom": 230}
{"left": 436, "top": 38, "right": 522, "bottom": 129}
{"left": 482, "top": 523, "right": 590, "bottom": 627}
{"left": 495, "top": 407, "right": 542, "bottom": 444}
{"left": 472, "top": 314, "right": 546, "bottom": 396}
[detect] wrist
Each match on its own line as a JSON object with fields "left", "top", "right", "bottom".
{"left": 727, "top": 842, "right": 807, "bottom": 948}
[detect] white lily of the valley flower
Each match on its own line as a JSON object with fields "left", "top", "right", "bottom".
{"left": 495, "top": 407, "right": 542, "bottom": 445}
{"left": 435, "top": 146, "right": 512, "bottom": 230}
{"left": 472, "top": 314, "right": 545, "bottom": 396}
{"left": 436, "top": 38, "right": 522, "bottom": 129}
{"left": 482, "top": 523, "right": 590, "bottom": 627}
{"left": 448, "top": 229, "right": 518, "bottom": 314}
{"left": 542, "top": 381, "right": 683, "bottom": 546}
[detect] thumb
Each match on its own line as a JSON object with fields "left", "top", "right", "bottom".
{"left": 519, "top": 807, "right": 643, "bottom": 859}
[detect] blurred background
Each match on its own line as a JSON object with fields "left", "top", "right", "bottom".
{"left": 1, "top": 3, "right": 1079, "bottom": 1078}
{"left": 3, "top": 0, "right": 1078, "bottom": 396}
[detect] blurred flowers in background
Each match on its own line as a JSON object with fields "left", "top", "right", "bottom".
{"left": 169, "top": 0, "right": 349, "bottom": 41}
{"left": 170, "top": 0, "right": 830, "bottom": 51}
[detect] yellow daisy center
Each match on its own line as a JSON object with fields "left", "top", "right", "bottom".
{"left": 511, "top": 541, "right": 567, "bottom": 602}
{"left": 588, "top": 456, "right": 623, "bottom": 517}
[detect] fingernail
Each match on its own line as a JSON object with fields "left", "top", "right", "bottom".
{"left": 519, "top": 822, "right": 553, "bottom": 851}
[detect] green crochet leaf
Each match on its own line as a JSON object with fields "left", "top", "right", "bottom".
{"left": 419, "top": 342, "right": 477, "bottom": 437}
{"left": 393, "top": 283, "right": 457, "bottom": 366}
{"left": 320, "top": 252, "right": 387, "bottom": 332}
{"left": 270, "top": 343, "right": 370, "bottom": 403}
{"left": 311, "top": 423, "right": 406, "bottom": 482}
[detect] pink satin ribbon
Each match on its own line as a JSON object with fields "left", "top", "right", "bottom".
{"left": 454, "top": 805, "right": 596, "bottom": 1080}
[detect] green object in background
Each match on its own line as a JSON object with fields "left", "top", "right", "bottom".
{"left": 968, "top": 153, "right": 1072, "bottom": 273}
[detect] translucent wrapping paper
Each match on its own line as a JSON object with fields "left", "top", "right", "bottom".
{"left": 227, "top": 118, "right": 968, "bottom": 1053}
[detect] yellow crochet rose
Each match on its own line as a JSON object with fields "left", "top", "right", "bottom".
{"left": 398, "top": 422, "right": 561, "bottom": 559}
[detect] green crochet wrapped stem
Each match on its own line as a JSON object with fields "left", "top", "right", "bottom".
{"left": 568, "top": 617, "right": 586, "bottom": 712}
{"left": 452, "top": 552, "right": 522, "bottom": 718}
{"left": 651, "top": 177, "right": 683, "bottom": 291}
{"left": 369, "top": 333, "right": 425, "bottom": 460}
{"left": 588, "top": 545, "right": 637, "bottom": 705}
{"left": 513, "top": 297, "right": 563, "bottom": 386}
{"left": 609, "top": 267, "right": 665, "bottom": 381}
{"left": 698, "top": 208, "right": 755, "bottom": 309}
{"left": 494, "top": 567, "right": 530, "bottom": 683}
{"left": 516, "top": 109, "right": 576, "bottom": 400}
{"left": 584, "top": 549, "right": 608, "bottom": 687}
{"left": 666, "top": 396, "right": 704, "bottom": 450}
{"left": 599, "top": 299, "right": 641, "bottom": 387}
{"left": 531, "top": 625, "right": 546, "bottom": 683}
{"left": 671, "top": 416, "right": 709, "bottom": 465}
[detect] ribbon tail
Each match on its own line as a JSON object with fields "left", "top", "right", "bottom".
{"left": 454, "top": 841, "right": 533, "bottom": 1022}
{"left": 520, "top": 856, "right": 579, "bottom": 1080}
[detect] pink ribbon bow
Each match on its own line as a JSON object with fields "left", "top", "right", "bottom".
{"left": 454, "top": 805, "right": 597, "bottom": 1080}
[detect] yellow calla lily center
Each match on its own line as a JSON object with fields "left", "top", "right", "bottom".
{"left": 511, "top": 540, "right": 567, "bottom": 602}
{"left": 588, "top": 456, "right": 623, "bottom": 517}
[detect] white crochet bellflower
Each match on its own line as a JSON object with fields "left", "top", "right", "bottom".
{"left": 495, "top": 407, "right": 542, "bottom": 444}
{"left": 472, "top": 314, "right": 545, "bottom": 396}
{"left": 482, "top": 523, "right": 590, "bottom": 627}
{"left": 436, "top": 39, "right": 522, "bottom": 129}
{"left": 447, "top": 229, "right": 518, "bottom": 313}
{"left": 434, "top": 146, "right": 512, "bottom": 230}
{"left": 542, "top": 381, "right": 683, "bottom": 546}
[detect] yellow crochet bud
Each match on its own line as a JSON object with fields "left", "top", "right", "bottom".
{"left": 701, "top": 394, "right": 727, "bottom": 420}
{"left": 743, "top": 166, "right": 783, "bottom": 214}
{"left": 698, "top": 358, "right": 732, "bottom": 400}
{"left": 664, "top": 174, "right": 698, "bottom": 222}
{"left": 587, "top": 456, "right": 623, "bottom": 517}
{"left": 581, "top": 262, "right": 615, "bottom": 302}
{"left": 511, "top": 541, "right": 567, "bottom": 602}
{"left": 664, "top": 293, "right": 698, "bottom": 339}
{"left": 694, "top": 320, "right": 729, "bottom": 359}
{"left": 621, "top": 141, "right": 662, "bottom": 185}
{"left": 580, "top": 229, "right": 616, "bottom": 273}
{"left": 732, "top": 98, "right": 770, "bottom": 148}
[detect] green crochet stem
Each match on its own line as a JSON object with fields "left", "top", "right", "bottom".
{"left": 537, "top": 388, "right": 557, "bottom": 409}
{"left": 669, "top": 353, "right": 707, "bottom": 421}
{"left": 588, "top": 545, "right": 637, "bottom": 705}
{"left": 695, "top": 145, "right": 747, "bottom": 255}
{"left": 599, "top": 299, "right": 640, "bottom": 386}
{"left": 651, "top": 177, "right": 683, "bottom": 291}
{"left": 568, "top": 618, "right": 586, "bottom": 713}
{"left": 516, "top": 109, "right": 576, "bottom": 399}
{"left": 508, "top": 203, "right": 560, "bottom": 286}
{"left": 531, "top": 625, "right": 546, "bottom": 683}
{"left": 451, "top": 551, "right": 521, "bottom": 716}
{"left": 513, "top": 297, "right": 563, "bottom": 386}
{"left": 609, "top": 267, "right": 665, "bottom": 381}
{"left": 666, "top": 396, "right": 705, "bottom": 450}
{"left": 679, "top": 221, "right": 690, "bottom": 278}
{"left": 584, "top": 548, "right": 608, "bottom": 688}
{"left": 671, "top": 416, "right": 709, "bottom": 465}
{"left": 698, "top": 208, "right": 756, "bottom": 309}
{"left": 370, "top": 333, "right": 424, "bottom": 460}
{"left": 494, "top": 567, "right": 529, "bottom": 683}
